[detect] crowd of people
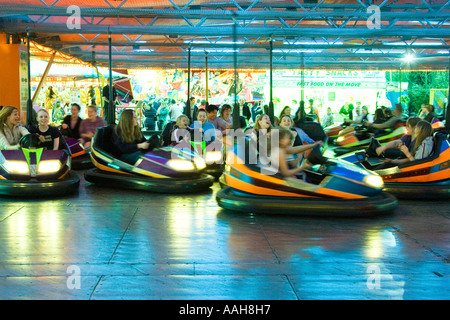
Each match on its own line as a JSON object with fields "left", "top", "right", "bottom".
{"left": 0, "top": 96, "right": 443, "bottom": 180}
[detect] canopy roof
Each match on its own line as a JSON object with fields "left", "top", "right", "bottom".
{"left": 1, "top": 0, "right": 450, "bottom": 70}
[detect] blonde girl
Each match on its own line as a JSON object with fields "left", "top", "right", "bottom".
{"left": 29, "top": 109, "right": 60, "bottom": 150}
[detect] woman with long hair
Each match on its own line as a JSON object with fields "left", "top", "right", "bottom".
{"left": 373, "top": 108, "right": 386, "bottom": 124}
{"left": 400, "top": 120, "right": 434, "bottom": 161}
{"left": 250, "top": 113, "right": 272, "bottom": 141}
{"left": 293, "top": 101, "right": 307, "bottom": 127}
{"left": 0, "top": 106, "right": 30, "bottom": 150}
{"left": 113, "top": 109, "right": 149, "bottom": 165}
{"left": 279, "top": 114, "right": 302, "bottom": 147}
{"left": 247, "top": 113, "right": 273, "bottom": 156}
{"left": 278, "top": 106, "right": 291, "bottom": 120}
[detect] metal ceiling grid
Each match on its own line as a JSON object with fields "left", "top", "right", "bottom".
{"left": 0, "top": 0, "right": 449, "bottom": 70}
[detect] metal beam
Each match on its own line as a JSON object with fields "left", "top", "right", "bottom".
{"left": 44, "top": 40, "right": 450, "bottom": 51}
{"left": 3, "top": 23, "right": 450, "bottom": 38}
{"left": 1, "top": 5, "right": 449, "bottom": 19}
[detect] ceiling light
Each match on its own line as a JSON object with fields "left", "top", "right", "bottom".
{"left": 404, "top": 53, "right": 414, "bottom": 63}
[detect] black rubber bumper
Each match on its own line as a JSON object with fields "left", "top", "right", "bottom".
{"left": 333, "top": 146, "right": 365, "bottom": 156}
{"left": 204, "top": 163, "right": 225, "bottom": 179}
{"left": 0, "top": 171, "right": 80, "bottom": 197}
{"left": 216, "top": 187, "right": 398, "bottom": 217}
{"left": 71, "top": 154, "right": 94, "bottom": 170}
{"left": 383, "top": 181, "right": 450, "bottom": 200}
{"left": 84, "top": 168, "right": 215, "bottom": 193}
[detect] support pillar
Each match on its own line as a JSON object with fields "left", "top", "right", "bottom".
{"left": 205, "top": 52, "right": 209, "bottom": 105}
{"left": 268, "top": 39, "right": 274, "bottom": 124}
{"left": 185, "top": 47, "right": 191, "bottom": 119}
{"left": 107, "top": 32, "right": 115, "bottom": 125}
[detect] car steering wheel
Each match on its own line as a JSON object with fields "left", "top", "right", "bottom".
{"left": 19, "top": 134, "right": 42, "bottom": 149}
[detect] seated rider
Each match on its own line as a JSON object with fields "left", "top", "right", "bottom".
{"left": 79, "top": 105, "right": 106, "bottom": 148}
{"left": 171, "top": 114, "right": 191, "bottom": 144}
{"left": 372, "top": 117, "right": 421, "bottom": 159}
{"left": 398, "top": 120, "right": 434, "bottom": 162}
{"left": 28, "top": 109, "right": 60, "bottom": 150}
{"left": 0, "top": 106, "right": 30, "bottom": 150}
{"left": 419, "top": 104, "right": 438, "bottom": 124}
{"left": 193, "top": 109, "right": 216, "bottom": 143}
{"left": 375, "top": 119, "right": 433, "bottom": 169}
{"left": 363, "top": 104, "right": 404, "bottom": 133}
{"left": 112, "top": 109, "right": 150, "bottom": 165}
{"left": 265, "top": 127, "right": 322, "bottom": 178}
{"left": 345, "top": 105, "right": 374, "bottom": 126}
{"left": 60, "top": 103, "right": 83, "bottom": 140}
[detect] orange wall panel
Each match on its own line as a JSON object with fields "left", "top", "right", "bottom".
{"left": 0, "top": 43, "right": 28, "bottom": 121}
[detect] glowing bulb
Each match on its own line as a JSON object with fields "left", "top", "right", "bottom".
{"left": 404, "top": 53, "right": 414, "bottom": 63}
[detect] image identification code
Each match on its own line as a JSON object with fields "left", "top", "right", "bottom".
{"left": 179, "top": 304, "right": 271, "bottom": 317}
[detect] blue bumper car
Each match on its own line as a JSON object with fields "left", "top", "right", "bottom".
{"left": 339, "top": 131, "right": 450, "bottom": 199}
{"left": 217, "top": 139, "right": 398, "bottom": 217}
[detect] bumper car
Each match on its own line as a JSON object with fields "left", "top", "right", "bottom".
{"left": 163, "top": 123, "right": 225, "bottom": 179}
{"left": 293, "top": 120, "right": 329, "bottom": 156}
{"left": 339, "top": 131, "right": 450, "bottom": 199}
{"left": 0, "top": 134, "right": 80, "bottom": 197}
{"left": 333, "top": 121, "right": 406, "bottom": 156}
{"left": 65, "top": 137, "right": 94, "bottom": 170}
{"left": 216, "top": 138, "right": 398, "bottom": 217}
{"left": 84, "top": 125, "right": 215, "bottom": 193}
{"left": 297, "top": 120, "right": 328, "bottom": 144}
{"left": 172, "top": 139, "right": 224, "bottom": 179}
{"left": 324, "top": 123, "right": 347, "bottom": 144}
{"left": 190, "top": 140, "right": 224, "bottom": 178}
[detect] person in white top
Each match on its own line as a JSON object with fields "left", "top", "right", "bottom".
{"left": 0, "top": 106, "right": 30, "bottom": 150}
{"left": 168, "top": 99, "right": 184, "bottom": 122}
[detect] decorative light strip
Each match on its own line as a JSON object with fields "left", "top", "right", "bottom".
{"left": 30, "top": 41, "right": 92, "bottom": 67}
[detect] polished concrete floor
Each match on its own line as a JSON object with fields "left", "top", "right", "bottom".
{"left": 0, "top": 169, "right": 448, "bottom": 300}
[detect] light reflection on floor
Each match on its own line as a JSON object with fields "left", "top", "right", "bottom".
{"left": 0, "top": 172, "right": 448, "bottom": 300}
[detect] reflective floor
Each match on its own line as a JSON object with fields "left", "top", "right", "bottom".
{"left": 0, "top": 170, "right": 448, "bottom": 300}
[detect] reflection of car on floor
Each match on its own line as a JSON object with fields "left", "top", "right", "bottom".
{"left": 0, "top": 134, "right": 80, "bottom": 197}
{"left": 84, "top": 125, "right": 215, "bottom": 193}
{"left": 340, "top": 131, "right": 450, "bottom": 199}
{"left": 217, "top": 138, "right": 398, "bottom": 217}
